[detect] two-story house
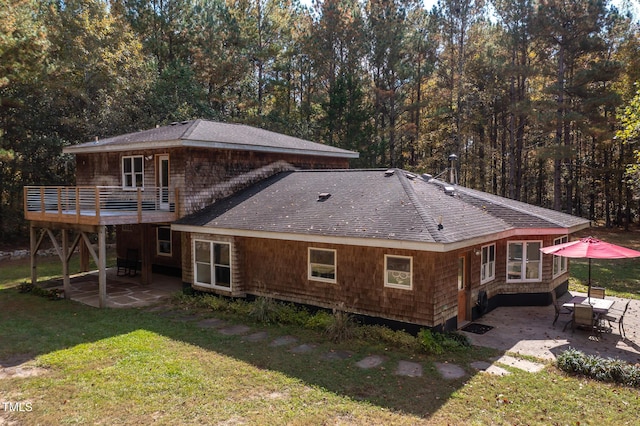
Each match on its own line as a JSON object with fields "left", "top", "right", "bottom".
{"left": 24, "top": 120, "right": 358, "bottom": 307}
{"left": 25, "top": 119, "right": 589, "bottom": 330}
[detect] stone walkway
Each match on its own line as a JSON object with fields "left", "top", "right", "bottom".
{"left": 160, "top": 308, "right": 547, "bottom": 380}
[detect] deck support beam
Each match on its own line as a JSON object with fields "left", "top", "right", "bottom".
{"left": 27, "top": 222, "right": 110, "bottom": 308}
{"left": 98, "top": 225, "right": 107, "bottom": 307}
{"left": 62, "top": 229, "right": 70, "bottom": 298}
{"left": 29, "top": 225, "right": 38, "bottom": 285}
{"left": 141, "top": 224, "right": 152, "bottom": 285}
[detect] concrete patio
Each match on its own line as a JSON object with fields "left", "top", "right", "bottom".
{"left": 45, "top": 269, "right": 183, "bottom": 308}
{"left": 461, "top": 291, "right": 640, "bottom": 364}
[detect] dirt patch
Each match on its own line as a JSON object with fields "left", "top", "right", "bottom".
{"left": 0, "top": 355, "right": 48, "bottom": 380}
{"left": 0, "top": 365, "right": 48, "bottom": 380}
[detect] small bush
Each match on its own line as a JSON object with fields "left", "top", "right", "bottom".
{"left": 305, "top": 310, "right": 333, "bottom": 331}
{"left": 439, "top": 331, "right": 471, "bottom": 351}
{"left": 325, "top": 310, "right": 356, "bottom": 342}
{"left": 17, "top": 281, "right": 34, "bottom": 293}
{"left": 276, "top": 303, "right": 312, "bottom": 327}
{"left": 227, "top": 299, "right": 251, "bottom": 316}
{"left": 249, "top": 297, "right": 281, "bottom": 324}
{"left": 418, "top": 329, "right": 471, "bottom": 355}
{"left": 19, "top": 282, "right": 64, "bottom": 300}
{"left": 359, "top": 325, "right": 419, "bottom": 350}
{"left": 557, "top": 348, "right": 640, "bottom": 388}
{"left": 418, "top": 329, "right": 444, "bottom": 355}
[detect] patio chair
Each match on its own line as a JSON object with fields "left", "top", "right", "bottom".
{"left": 590, "top": 287, "right": 605, "bottom": 299}
{"left": 551, "top": 291, "right": 572, "bottom": 328}
{"left": 602, "top": 300, "right": 630, "bottom": 340}
{"left": 572, "top": 304, "right": 600, "bottom": 336}
{"left": 116, "top": 249, "right": 139, "bottom": 277}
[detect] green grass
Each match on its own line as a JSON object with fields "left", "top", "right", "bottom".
{"left": 1, "top": 229, "right": 640, "bottom": 424}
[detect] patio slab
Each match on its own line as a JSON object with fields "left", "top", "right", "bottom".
{"left": 46, "top": 268, "right": 183, "bottom": 308}
{"left": 462, "top": 292, "right": 640, "bottom": 364}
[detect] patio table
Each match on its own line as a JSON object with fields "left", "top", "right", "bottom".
{"left": 563, "top": 296, "right": 614, "bottom": 315}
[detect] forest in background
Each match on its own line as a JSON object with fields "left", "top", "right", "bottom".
{"left": 2, "top": 0, "right": 640, "bottom": 242}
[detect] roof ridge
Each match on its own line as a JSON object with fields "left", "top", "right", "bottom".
{"left": 455, "top": 185, "right": 565, "bottom": 225}
{"left": 180, "top": 119, "right": 201, "bottom": 139}
{"left": 396, "top": 169, "right": 448, "bottom": 243}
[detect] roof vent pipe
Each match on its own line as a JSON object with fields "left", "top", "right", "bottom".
{"left": 448, "top": 154, "right": 458, "bottom": 185}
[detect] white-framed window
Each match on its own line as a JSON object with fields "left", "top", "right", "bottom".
{"left": 308, "top": 248, "right": 336, "bottom": 283}
{"left": 480, "top": 243, "right": 496, "bottom": 284}
{"left": 122, "top": 155, "right": 144, "bottom": 189}
{"left": 507, "top": 240, "right": 542, "bottom": 282}
{"left": 384, "top": 255, "right": 413, "bottom": 290}
{"left": 193, "top": 239, "right": 231, "bottom": 290}
{"left": 157, "top": 226, "right": 172, "bottom": 256}
{"left": 552, "top": 235, "right": 569, "bottom": 277}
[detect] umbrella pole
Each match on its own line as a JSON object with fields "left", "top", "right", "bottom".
{"left": 587, "top": 258, "right": 592, "bottom": 302}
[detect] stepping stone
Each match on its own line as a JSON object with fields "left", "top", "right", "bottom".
{"left": 495, "top": 355, "right": 545, "bottom": 373}
{"left": 197, "top": 318, "right": 227, "bottom": 329}
{"left": 395, "top": 360, "right": 423, "bottom": 377}
{"left": 356, "top": 355, "right": 385, "bottom": 369}
{"left": 242, "top": 331, "right": 269, "bottom": 342}
{"left": 218, "top": 324, "right": 251, "bottom": 335}
{"left": 269, "top": 336, "right": 298, "bottom": 347}
{"left": 485, "top": 365, "right": 511, "bottom": 376}
{"left": 321, "top": 350, "right": 353, "bottom": 361}
{"left": 435, "top": 362, "right": 466, "bottom": 380}
{"left": 290, "top": 343, "right": 316, "bottom": 354}
{"left": 471, "top": 361, "right": 511, "bottom": 376}
{"left": 470, "top": 361, "right": 492, "bottom": 371}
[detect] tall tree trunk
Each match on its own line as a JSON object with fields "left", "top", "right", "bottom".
{"left": 553, "top": 41, "right": 565, "bottom": 211}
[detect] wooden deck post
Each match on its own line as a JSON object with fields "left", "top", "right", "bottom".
{"left": 30, "top": 224, "right": 37, "bottom": 285}
{"left": 62, "top": 229, "right": 70, "bottom": 299}
{"left": 140, "top": 224, "right": 152, "bottom": 285}
{"left": 98, "top": 225, "right": 107, "bottom": 308}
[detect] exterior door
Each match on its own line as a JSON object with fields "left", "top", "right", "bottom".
{"left": 158, "top": 155, "right": 169, "bottom": 210}
{"left": 457, "top": 255, "right": 468, "bottom": 323}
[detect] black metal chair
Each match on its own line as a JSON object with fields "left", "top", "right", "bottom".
{"left": 116, "top": 249, "right": 139, "bottom": 277}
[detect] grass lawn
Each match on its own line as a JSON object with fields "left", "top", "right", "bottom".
{"left": 1, "top": 228, "right": 640, "bottom": 425}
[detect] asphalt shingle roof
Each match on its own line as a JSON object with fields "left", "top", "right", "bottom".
{"left": 175, "top": 169, "right": 590, "bottom": 248}
{"left": 63, "top": 119, "right": 359, "bottom": 158}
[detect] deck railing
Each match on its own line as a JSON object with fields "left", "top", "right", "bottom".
{"left": 24, "top": 186, "right": 178, "bottom": 225}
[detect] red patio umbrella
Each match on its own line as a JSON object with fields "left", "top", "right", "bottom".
{"left": 540, "top": 236, "right": 640, "bottom": 299}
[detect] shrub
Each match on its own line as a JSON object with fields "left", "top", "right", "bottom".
{"left": 17, "top": 281, "right": 34, "bottom": 293}
{"left": 418, "top": 329, "right": 444, "bottom": 355}
{"left": 359, "top": 325, "right": 420, "bottom": 350}
{"left": 305, "top": 310, "right": 333, "bottom": 331}
{"left": 227, "top": 299, "right": 251, "bottom": 316}
{"left": 325, "top": 310, "right": 356, "bottom": 342}
{"left": 418, "top": 329, "right": 471, "bottom": 355}
{"left": 557, "top": 348, "right": 640, "bottom": 388}
{"left": 249, "top": 297, "right": 281, "bottom": 324}
{"left": 276, "top": 303, "right": 312, "bottom": 327}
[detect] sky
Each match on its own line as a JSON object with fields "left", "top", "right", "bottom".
{"left": 301, "top": 0, "right": 640, "bottom": 21}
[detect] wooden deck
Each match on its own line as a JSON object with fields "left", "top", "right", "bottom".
{"left": 24, "top": 186, "right": 179, "bottom": 225}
